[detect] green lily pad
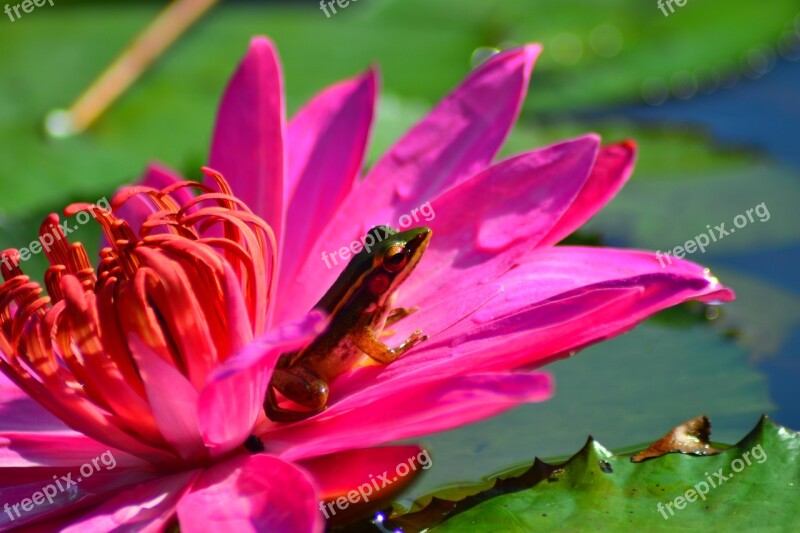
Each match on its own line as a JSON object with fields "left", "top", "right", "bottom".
{"left": 0, "top": 2, "right": 474, "bottom": 217}
{"left": 371, "top": 0, "right": 800, "bottom": 111}
{"left": 396, "top": 322, "right": 772, "bottom": 511}
{"left": 394, "top": 415, "right": 798, "bottom": 531}
{"left": 1, "top": 0, "right": 796, "bottom": 217}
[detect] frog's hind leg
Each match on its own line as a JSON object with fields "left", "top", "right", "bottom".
{"left": 264, "top": 368, "right": 329, "bottom": 422}
{"left": 265, "top": 387, "right": 314, "bottom": 422}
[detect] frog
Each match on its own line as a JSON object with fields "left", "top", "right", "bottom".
{"left": 264, "top": 225, "right": 432, "bottom": 422}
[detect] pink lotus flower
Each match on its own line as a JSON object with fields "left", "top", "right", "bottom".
{"left": 0, "top": 36, "right": 733, "bottom": 532}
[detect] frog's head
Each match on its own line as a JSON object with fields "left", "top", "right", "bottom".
{"left": 365, "top": 225, "right": 431, "bottom": 304}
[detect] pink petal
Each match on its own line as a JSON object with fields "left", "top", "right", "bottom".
{"left": 176, "top": 455, "right": 322, "bottom": 533}
{"left": 128, "top": 335, "right": 206, "bottom": 462}
{"left": 0, "top": 373, "right": 69, "bottom": 433}
{"left": 539, "top": 140, "right": 637, "bottom": 247}
{"left": 279, "top": 69, "right": 378, "bottom": 294}
{"left": 361, "top": 44, "right": 541, "bottom": 207}
{"left": 42, "top": 471, "right": 198, "bottom": 533}
{"left": 197, "top": 312, "right": 326, "bottom": 455}
{"left": 269, "top": 373, "right": 552, "bottom": 461}
{"left": 1, "top": 467, "right": 164, "bottom": 530}
{"left": 297, "top": 445, "right": 422, "bottom": 500}
{"left": 280, "top": 44, "right": 542, "bottom": 322}
{"left": 0, "top": 430, "right": 143, "bottom": 469}
{"left": 298, "top": 445, "right": 425, "bottom": 525}
{"left": 208, "top": 36, "right": 286, "bottom": 242}
{"left": 1, "top": 361, "right": 176, "bottom": 465}
{"left": 0, "top": 370, "right": 20, "bottom": 395}
{"left": 399, "top": 134, "right": 601, "bottom": 304}
{"left": 380, "top": 246, "right": 735, "bottom": 380}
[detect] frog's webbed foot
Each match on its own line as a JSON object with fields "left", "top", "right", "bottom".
{"left": 395, "top": 329, "right": 427, "bottom": 354}
{"left": 385, "top": 306, "right": 419, "bottom": 327}
{"left": 264, "top": 368, "right": 328, "bottom": 422}
{"left": 356, "top": 327, "right": 428, "bottom": 364}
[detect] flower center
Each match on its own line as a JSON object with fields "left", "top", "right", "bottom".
{"left": 0, "top": 169, "right": 276, "bottom": 465}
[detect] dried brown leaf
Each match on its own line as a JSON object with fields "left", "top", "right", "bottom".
{"left": 630, "top": 414, "right": 722, "bottom": 462}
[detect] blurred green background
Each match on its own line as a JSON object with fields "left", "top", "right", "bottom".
{"left": 1, "top": 0, "right": 799, "bottom": 509}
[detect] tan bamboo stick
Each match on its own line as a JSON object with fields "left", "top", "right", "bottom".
{"left": 45, "top": 0, "right": 219, "bottom": 138}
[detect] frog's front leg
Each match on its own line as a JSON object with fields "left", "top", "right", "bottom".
{"left": 354, "top": 327, "right": 428, "bottom": 364}
{"left": 385, "top": 306, "right": 419, "bottom": 327}
{"left": 265, "top": 367, "right": 329, "bottom": 422}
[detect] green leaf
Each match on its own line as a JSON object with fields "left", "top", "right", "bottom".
{"left": 370, "top": 0, "right": 800, "bottom": 111}
{"left": 2, "top": 0, "right": 797, "bottom": 217}
{"left": 403, "top": 416, "right": 798, "bottom": 531}
{"left": 0, "top": 2, "right": 474, "bottom": 217}
{"left": 394, "top": 323, "right": 772, "bottom": 512}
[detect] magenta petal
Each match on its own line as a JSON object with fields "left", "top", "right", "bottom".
{"left": 0, "top": 361, "right": 175, "bottom": 464}
{"left": 382, "top": 246, "right": 734, "bottom": 380}
{"left": 0, "top": 373, "right": 70, "bottom": 433}
{"left": 297, "top": 445, "right": 422, "bottom": 499}
{"left": 208, "top": 36, "right": 286, "bottom": 241}
{"left": 51, "top": 471, "right": 197, "bottom": 533}
{"left": 128, "top": 335, "right": 206, "bottom": 462}
{"left": 279, "top": 70, "right": 378, "bottom": 298}
{"left": 1, "top": 429, "right": 143, "bottom": 468}
{"left": 539, "top": 140, "right": 637, "bottom": 247}
{"left": 176, "top": 455, "right": 322, "bottom": 533}
{"left": 281, "top": 44, "right": 542, "bottom": 322}
{"left": 270, "top": 373, "right": 552, "bottom": 461}
{"left": 197, "top": 312, "right": 326, "bottom": 455}
{"left": 1, "top": 468, "right": 160, "bottom": 531}
{"left": 361, "top": 44, "right": 541, "bottom": 206}
{"left": 398, "top": 135, "right": 601, "bottom": 303}
{"left": 285, "top": 68, "right": 377, "bottom": 204}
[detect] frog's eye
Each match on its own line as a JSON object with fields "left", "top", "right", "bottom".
{"left": 383, "top": 245, "right": 408, "bottom": 272}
